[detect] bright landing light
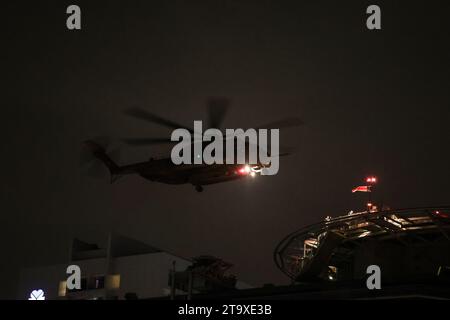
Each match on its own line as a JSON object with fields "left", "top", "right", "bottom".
{"left": 238, "top": 165, "right": 252, "bottom": 175}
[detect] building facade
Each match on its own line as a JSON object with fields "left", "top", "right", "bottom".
{"left": 18, "top": 233, "right": 191, "bottom": 300}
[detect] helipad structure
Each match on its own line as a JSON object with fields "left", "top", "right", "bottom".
{"left": 274, "top": 207, "right": 450, "bottom": 282}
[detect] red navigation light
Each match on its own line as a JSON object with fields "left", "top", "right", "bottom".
{"left": 435, "top": 211, "right": 449, "bottom": 218}
{"left": 366, "top": 176, "right": 377, "bottom": 184}
{"left": 238, "top": 165, "right": 251, "bottom": 175}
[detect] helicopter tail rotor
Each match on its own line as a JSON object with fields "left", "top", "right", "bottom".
{"left": 81, "top": 139, "right": 121, "bottom": 182}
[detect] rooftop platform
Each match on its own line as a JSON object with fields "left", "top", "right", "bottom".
{"left": 274, "top": 206, "right": 450, "bottom": 281}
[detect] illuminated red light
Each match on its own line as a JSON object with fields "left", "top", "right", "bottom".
{"left": 366, "top": 176, "right": 377, "bottom": 183}
{"left": 238, "top": 165, "right": 251, "bottom": 175}
{"left": 435, "top": 211, "right": 449, "bottom": 218}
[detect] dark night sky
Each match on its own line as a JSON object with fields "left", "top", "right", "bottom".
{"left": 2, "top": 1, "right": 449, "bottom": 299}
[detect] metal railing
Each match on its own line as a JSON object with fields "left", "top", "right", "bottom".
{"left": 274, "top": 206, "right": 450, "bottom": 280}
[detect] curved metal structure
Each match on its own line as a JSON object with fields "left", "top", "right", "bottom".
{"left": 274, "top": 206, "right": 450, "bottom": 281}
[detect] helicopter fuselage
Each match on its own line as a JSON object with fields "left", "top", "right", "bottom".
{"left": 118, "top": 158, "right": 258, "bottom": 187}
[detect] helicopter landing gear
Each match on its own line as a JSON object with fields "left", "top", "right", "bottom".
{"left": 195, "top": 185, "right": 204, "bottom": 192}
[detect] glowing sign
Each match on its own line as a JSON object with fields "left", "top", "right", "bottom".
{"left": 28, "top": 289, "right": 45, "bottom": 300}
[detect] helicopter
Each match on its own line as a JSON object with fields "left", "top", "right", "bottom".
{"left": 81, "top": 98, "right": 302, "bottom": 192}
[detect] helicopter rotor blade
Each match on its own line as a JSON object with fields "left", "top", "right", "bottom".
{"left": 207, "top": 97, "right": 230, "bottom": 129}
{"left": 215, "top": 117, "right": 304, "bottom": 141}
{"left": 255, "top": 117, "right": 304, "bottom": 130}
{"left": 123, "top": 107, "right": 195, "bottom": 134}
{"left": 122, "top": 137, "right": 174, "bottom": 146}
{"left": 80, "top": 138, "right": 119, "bottom": 179}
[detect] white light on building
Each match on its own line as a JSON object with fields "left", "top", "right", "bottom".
{"left": 28, "top": 289, "right": 45, "bottom": 300}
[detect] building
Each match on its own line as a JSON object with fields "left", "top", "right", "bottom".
{"left": 274, "top": 206, "right": 450, "bottom": 284}
{"left": 18, "top": 233, "right": 192, "bottom": 300}
{"left": 149, "top": 206, "right": 450, "bottom": 300}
